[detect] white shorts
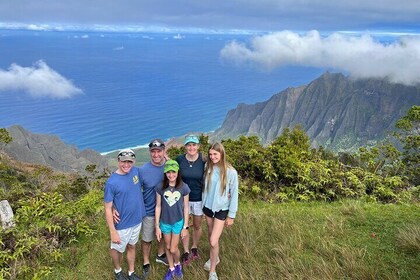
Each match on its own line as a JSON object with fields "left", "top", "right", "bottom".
{"left": 110, "top": 222, "right": 142, "bottom": 253}
{"left": 189, "top": 201, "right": 203, "bottom": 216}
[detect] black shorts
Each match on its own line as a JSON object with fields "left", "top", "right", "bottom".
{"left": 203, "top": 206, "right": 229, "bottom": 221}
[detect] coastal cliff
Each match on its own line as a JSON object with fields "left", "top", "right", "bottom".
{"left": 2, "top": 125, "right": 110, "bottom": 174}
{"left": 212, "top": 72, "right": 420, "bottom": 150}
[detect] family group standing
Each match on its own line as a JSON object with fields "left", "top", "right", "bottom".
{"left": 104, "top": 136, "right": 239, "bottom": 280}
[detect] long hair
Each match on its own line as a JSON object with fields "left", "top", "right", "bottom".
{"left": 205, "top": 142, "right": 232, "bottom": 195}
{"left": 162, "top": 169, "right": 183, "bottom": 190}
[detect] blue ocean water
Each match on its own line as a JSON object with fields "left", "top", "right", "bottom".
{"left": 0, "top": 30, "right": 324, "bottom": 153}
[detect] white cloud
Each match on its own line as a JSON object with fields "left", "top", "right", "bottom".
{"left": 0, "top": 60, "right": 83, "bottom": 99}
{"left": 220, "top": 30, "right": 420, "bottom": 85}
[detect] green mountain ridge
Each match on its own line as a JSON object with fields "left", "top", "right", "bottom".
{"left": 212, "top": 72, "right": 420, "bottom": 151}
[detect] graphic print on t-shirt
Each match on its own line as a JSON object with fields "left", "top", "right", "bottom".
{"left": 163, "top": 190, "right": 181, "bottom": 207}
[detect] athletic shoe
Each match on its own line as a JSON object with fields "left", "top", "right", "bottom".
{"left": 142, "top": 264, "right": 150, "bottom": 279}
{"left": 163, "top": 268, "right": 175, "bottom": 280}
{"left": 191, "top": 248, "right": 200, "bottom": 260}
{"left": 156, "top": 253, "right": 169, "bottom": 266}
{"left": 128, "top": 272, "right": 143, "bottom": 280}
{"left": 208, "top": 271, "right": 218, "bottom": 280}
{"left": 181, "top": 252, "right": 190, "bottom": 265}
{"left": 115, "top": 271, "right": 129, "bottom": 280}
{"left": 203, "top": 257, "right": 220, "bottom": 271}
{"left": 174, "top": 264, "right": 183, "bottom": 279}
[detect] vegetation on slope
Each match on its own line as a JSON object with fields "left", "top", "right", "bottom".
{"left": 0, "top": 106, "right": 418, "bottom": 279}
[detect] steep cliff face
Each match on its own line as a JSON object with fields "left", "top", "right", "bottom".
{"left": 212, "top": 73, "right": 420, "bottom": 150}
{"left": 2, "top": 125, "right": 110, "bottom": 174}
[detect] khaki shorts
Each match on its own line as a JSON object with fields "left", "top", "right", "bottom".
{"left": 110, "top": 222, "right": 142, "bottom": 253}
{"left": 141, "top": 215, "right": 156, "bottom": 242}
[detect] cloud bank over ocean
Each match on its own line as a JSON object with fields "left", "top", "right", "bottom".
{"left": 220, "top": 30, "right": 420, "bottom": 85}
{"left": 0, "top": 60, "right": 83, "bottom": 99}
{"left": 0, "top": 22, "right": 259, "bottom": 35}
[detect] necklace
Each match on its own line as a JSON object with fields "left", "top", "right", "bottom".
{"left": 186, "top": 154, "right": 198, "bottom": 167}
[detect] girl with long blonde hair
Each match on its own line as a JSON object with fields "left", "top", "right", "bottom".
{"left": 202, "top": 142, "right": 239, "bottom": 280}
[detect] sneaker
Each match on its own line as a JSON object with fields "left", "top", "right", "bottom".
{"left": 142, "top": 264, "right": 150, "bottom": 279}
{"left": 174, "top": 264, "right": 183, "bottom": 279}
{"left": 208, "top": 271, "right": 218, "bottom": 280}
{"left": 181, "top": 252, "right": 190, "bottom": 265}
{"left": 163, "top": 268, "right": 175, "bottom": 280}
{"left": 128, "top": 272, "right": 143, "bottom": 280}
{"left": 156, "top": 253, "right": 169, "bottom": 266}
{"left": 191, "top": 248, "right": 200, "bottom": 260}
{"left": 203, "top": 257, "right": 220, "bottom": 271}
{"left": 115, "top": 271, "right": 129, "bottom": 280}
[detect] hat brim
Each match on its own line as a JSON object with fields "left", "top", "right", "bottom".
{"left": 149, "top": 146, "right": 165, "bottom": 151}
{"left": 118, "top": 156, "right": 135, "bottom": 162}
{"left": 164, "top": 167, "right": 179, "bottom": 173}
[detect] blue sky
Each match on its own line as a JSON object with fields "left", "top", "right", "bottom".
{"left": 1, "top": 0, "right": 419, "bottom": 33}
{"left": 0, "top": 0, "right": 420, "bottom": 99}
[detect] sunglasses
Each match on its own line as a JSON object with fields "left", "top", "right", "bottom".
{"left": 149, "top": 141, "right": 165, "bottom": 148}
{"left": 118, "top": 151, "right": 136, "bottom": 158}
{"left": 186, "top": 135, "right": 199, "bottom": 140}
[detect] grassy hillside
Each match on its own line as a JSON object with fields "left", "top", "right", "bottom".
{"left": 49, "top": 199, "right": 419, "bottom": 280}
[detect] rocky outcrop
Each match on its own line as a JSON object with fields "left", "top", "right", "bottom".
{"left": 2, "top": 125, "right": 110, "bottom": 174}
{"left": 212, "top": 73, "right": 420, "bottom": 151}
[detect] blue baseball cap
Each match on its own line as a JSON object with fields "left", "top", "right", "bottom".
{"left": 184, "top": 135, "right": 199, "bottom": 145}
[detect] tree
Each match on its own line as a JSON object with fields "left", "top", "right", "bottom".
{"left": 0, "top": 128, "right": 12, "bottom": 144}
{"left": 395, "top": 105, "right": 420, "bottom": 185}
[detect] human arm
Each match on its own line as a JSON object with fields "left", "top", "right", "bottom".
{"left": 104, "top": 201, "right": 120, "bottom": 244}
{"left": 226, "top": 169, "right": 239, "bottom": 226}
{"left": 155, "top": 192, "right": 162, "bottom": 242}
{"left": 181, "top": 194, "right": 190, "bottom": 239}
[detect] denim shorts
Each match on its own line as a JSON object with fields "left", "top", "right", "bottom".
{"left": 160, "top": 219, "right": 184, "bottom": 235}
{"left": 203, "top": 206, "right": 229, "bottom": 221}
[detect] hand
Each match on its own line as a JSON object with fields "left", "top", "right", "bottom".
{"left": 111, "top": 231, "right": 121, "bottom": 244}
{"left": 181, "top": 228, "right": 188, "bottom": 239}
{"left": 112, "top": 208, "right": 120, "bottom": 224}
{"left": 156, "top": 226, "right": 162, "bottom": 242}
{"left": 225, "top": 217, "right": 234, "bottom": 228}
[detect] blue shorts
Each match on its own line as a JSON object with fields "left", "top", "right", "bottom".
{"left": 160, "top": 219, "right": 184, "bottom": 235}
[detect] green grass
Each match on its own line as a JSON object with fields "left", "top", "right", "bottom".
{"left": 49, "top": 200, "right": 420, "bottom": 280}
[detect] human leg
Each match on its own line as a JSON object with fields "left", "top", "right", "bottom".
{"left": 126, "top": 243, "right": 136, "bottom": 273}
{"left": 191, "top": 214, "right": 203, "bottom": 250}
{"left": 169, "top": 233, "right": 181, "bottom": 264}
{"left": 141, "top": 216, "right": 155, "bottom": 265}
{"left": 208, "top": 218, "right": 225, "bottom": 272}
{"left": 110, "top": 248, "right": 123, "bottom": 270}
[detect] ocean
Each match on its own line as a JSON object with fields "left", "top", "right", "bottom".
{"left": 0, "top": 30, "right": 324, "bottom": 153}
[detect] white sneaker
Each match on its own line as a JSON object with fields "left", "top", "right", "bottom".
{"left": 203, "top": 257, "right": 220, "bottom": 271}
{"left": 208, "top": 271, "right": 218, "bottom": 280}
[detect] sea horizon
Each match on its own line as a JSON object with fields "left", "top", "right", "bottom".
{"left": 0, "top": 29, "right": 328, "bottom": 153}
{"left": 1, "top": 28, "right": 415, "bottom": 153}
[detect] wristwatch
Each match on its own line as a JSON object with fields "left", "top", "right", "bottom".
{"left": 183, "top": 226, "right": 189, "bottom": 230}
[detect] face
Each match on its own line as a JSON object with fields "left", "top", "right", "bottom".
{"left": 165, "top": 171, "right": 178, "bottom": 184}
{"left": 118, "top": 160, "right": 134, "bottom": 174}
{"left": 185, "top": 143, "right": 199, "bottom": 156}
{"left": 209, "top": 149, "right": 221, "bottom": 165}
{"left": 150, "top": 148, "right": 165, "bottom": 166}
